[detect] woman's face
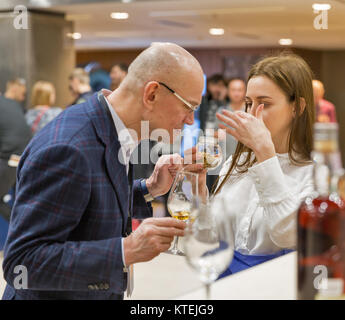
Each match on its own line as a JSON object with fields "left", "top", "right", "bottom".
{"left": 245, "top": 76, "right": 294, "bottom": 150}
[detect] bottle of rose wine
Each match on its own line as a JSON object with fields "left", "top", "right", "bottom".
{"left": 298, "top": 122, "right": 345, "bottom": 300}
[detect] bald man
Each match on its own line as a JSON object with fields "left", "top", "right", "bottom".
{"left": 312, "top": 79, "right": 337, "bottom": 123}
{"left": 2, "top": 43, "right": 205, "bottom": 300}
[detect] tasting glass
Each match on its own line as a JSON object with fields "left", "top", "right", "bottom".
{"left": 166, "top": 170, "right": 199, "bottom": 255}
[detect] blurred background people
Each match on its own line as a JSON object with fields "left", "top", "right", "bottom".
{"left": 312, "top": 79, "right": 337, "bottom": 123}
{"left": 3, "top": 78, "right": 27, "bottom": 112}
{"left": 25, "top": 81, "right": 63, "bottom": 135}
{"left": 217, "top": 78, "right": 247, "bottom": 162}
{"left": 110, "top": 63, "right": 128, "bottom": 91}
{"left": 198, "top": 74, "right": 229, "bottom": 191}
{"left": 84, "top": 62, "right": 111, "bottom": 92}
{"left": 0, "top": 81, "right": 32, "bottom": 221}
{"left": 199, "top": 74, "right": 228, "bottom": 134}
{"left": 67, "top": 68, "right": 93, "bottom": 107}
{"left": 226, "top": 78, "right": 246, "bottom": 112}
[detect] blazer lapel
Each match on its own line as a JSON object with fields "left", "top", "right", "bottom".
{"left": 86, "top": 93, "right": 129, "bottom": 231}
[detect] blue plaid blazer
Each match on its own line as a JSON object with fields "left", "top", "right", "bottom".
{"left": 2, "top": 93, "right": 152, "bottom": 300}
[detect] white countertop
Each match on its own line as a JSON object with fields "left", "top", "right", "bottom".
{"left": 1, "top": 250, "right": 297, "bottom": 300}
{"left": 176, "top": 251, "right": 297, "bottom": 300}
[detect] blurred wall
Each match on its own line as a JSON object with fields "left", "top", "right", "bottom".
{"left": 76, "top": 47, "right": 323, "bottom": 78}
{"left": 0, "top": 10, "right": 75, "bottom": 109}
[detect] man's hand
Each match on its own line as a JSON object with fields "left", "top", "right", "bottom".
{"left": 146, "top": 154, "right": 183, "bottom": 198}
{"left": 123, "top": 217, "right": 186, "bottom": 265}
{"left": 101, "top": 88, "right": 112, "bottom": 97}
{"left": 183, "top": 147, "right": 208, "bottom": 200}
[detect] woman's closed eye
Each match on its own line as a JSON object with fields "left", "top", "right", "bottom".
{"left": 245, "top": 101, "right": 270, "bottom": 110}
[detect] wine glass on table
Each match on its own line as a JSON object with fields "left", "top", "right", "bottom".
{"left": 183, "top": 197, "right": 234, "bottom": 299}
{"left": 166, "top": 170, "right": 199, "bottom": 256}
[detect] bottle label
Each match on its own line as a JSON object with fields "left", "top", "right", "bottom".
{"left": 315, "top": 278, "right": 345, "bottom": 299}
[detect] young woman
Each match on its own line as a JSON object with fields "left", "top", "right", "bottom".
{"left": 209, "top": 54, "right": 315, "bottom": 275}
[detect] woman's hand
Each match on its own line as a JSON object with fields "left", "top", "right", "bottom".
{"left": 216, "top": 104, "right": 276, "bottom": 163}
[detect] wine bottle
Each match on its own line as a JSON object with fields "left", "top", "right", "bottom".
{"left": 297, "top": 122, "right": 345, "bottom": 300}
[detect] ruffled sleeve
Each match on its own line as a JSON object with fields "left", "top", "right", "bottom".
{"left": 248, "top": 156, "right": 314, "bottom": 248}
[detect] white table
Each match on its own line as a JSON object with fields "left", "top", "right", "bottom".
{"left": 176, "top": 251, "right": 297, "bottom": 300}
{"left": 1, "top": 250, "right": 297, "bottom": 300}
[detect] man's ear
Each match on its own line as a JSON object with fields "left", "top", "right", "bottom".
{"left": 293, "top": 97, "right": 306, "bottom": 118}
{"left": 142, "top": 81, "right": 159, "bottom": 111}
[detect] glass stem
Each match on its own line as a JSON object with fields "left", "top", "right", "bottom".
{"left": 205, "top": 283, "right": 211, "bottom": 300}
{"left": 172, "top": 236, "right": 179, "bottom": 253}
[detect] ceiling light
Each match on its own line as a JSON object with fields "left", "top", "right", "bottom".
{"left": 279, "top": 38, "right": 293, "bottom": 45}
{"left": 67, "top": 32, "right": 82, "bottom": 40}
{"left": 209, "top": 28, "right": 224, "bottom": 36}
{"left": 312, "top": 3, "right": 331, "bottom": 11}
{"left": 111, "top": 12, "right": 129, "bottom": 20}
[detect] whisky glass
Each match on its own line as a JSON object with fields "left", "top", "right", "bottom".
{"left": 166, "top": 170, "right": 199, "bottom": 255}
{"left": 196, "top": 136, "right": 223, "bottom": 170}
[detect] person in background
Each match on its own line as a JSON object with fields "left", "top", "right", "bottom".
{"left": 0, "top": 80, "right": 32, "bottom": 221}
{"left": 3, "top": 78, "right": 27, "bottom": 112}
{"left": 110, "top": 63, "right": 128, "bottom": 91}
{"left": 225, "top": 78, "right": 246, "bottom": 112}
{"left": 199, "top": 74, "right": 228, "bottom": 133}
{"left": 202, "top": 54, "right": 315, "bottom": 276}
{"left": 198, "top": 74, "right": 228, "bottom": 190}
{"left": 312, "top": 79, "right": 337, "bottom": 123}
{"left": 25, "top": 81, "right": 63, "bottom": 135}
{"left": 67, "top": 68, "right": 93, "bottom": 107}
{"left": 84, "top": 61, "right": 111, "bottom": 92}
{"left": 217, "top": 78, "right": 246, "bottom": 160}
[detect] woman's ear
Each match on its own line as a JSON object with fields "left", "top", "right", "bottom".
{"left": 142, "top": 81, "right": 159, "bottom": 111}
{"left": 292, "top": 97, "right": 306, "bottom": 118}
{"left": 299, "top": 97, "right": 306, "bottom": 115}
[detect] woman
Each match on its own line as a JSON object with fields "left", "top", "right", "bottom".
{"left": 25, "top": 81, "right": 63, "bottom": 134}
{"left": 207, "top": 54, "right": 315, "bottom": 275}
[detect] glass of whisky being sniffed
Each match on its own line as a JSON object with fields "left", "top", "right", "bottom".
{"left": 166, "top": 171, "right": 199, "bottom": 255}
{"left": 196, "top": 136, "right": 223, "bottom": 170}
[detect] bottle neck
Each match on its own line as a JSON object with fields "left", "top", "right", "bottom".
{"left": 313, "top": 149, "right": 344, "bottom": 197}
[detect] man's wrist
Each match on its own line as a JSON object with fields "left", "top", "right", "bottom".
{"left": 123, "top": 236, "right": 134, "bottom": 266}
{"left": 141, "top": 179, "right": 155, "bottom": 202}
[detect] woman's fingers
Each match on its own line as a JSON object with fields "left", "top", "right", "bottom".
{"left": 255, "top": 104, "right": 264, "bottom": 120}
{"left": 216, "top": 112, "right": 239, "bottom": 129}
{"left": 218, "top": 123, "right": 240, "bottom": 140}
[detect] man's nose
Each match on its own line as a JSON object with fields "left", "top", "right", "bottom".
{"left": 184, "top": 111, "right": 194, "bottom": 125}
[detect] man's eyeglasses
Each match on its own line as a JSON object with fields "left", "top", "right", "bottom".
{"left": 158, "top": 82, "right": 199, "bottom": 112}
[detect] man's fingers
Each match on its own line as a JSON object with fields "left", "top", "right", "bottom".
{"left": 183, "top": 163, "right": 205, "bottom": 172}
{"left": 153, "top": 226, "right": 186, "bottom": 237}
{"left": 145, "top": 217, "right": 186, "bottom": 229}
{"left": 101, "top": 88, "right": 112, "bottom": 96}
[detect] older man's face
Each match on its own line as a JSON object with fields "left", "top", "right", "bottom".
{"left": 152, "top": 72, "right": 204, "bottom": 143}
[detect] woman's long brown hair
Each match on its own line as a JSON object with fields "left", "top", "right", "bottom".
{"left": 213, "top": 53, "right": 315, "bottom": 195}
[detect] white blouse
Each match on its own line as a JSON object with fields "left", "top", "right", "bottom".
{"left": 213, "top": 153, "right": 314, "bottom": 255}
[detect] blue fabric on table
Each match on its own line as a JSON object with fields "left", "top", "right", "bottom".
{"left": 218, "top": 249, "right": 294, "bottom": 279}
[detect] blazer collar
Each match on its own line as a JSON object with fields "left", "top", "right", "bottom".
{"left": 85, "top": 93, "right": 130, "bottom": 230}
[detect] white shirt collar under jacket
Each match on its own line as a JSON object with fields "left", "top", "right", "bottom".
{"left": 104, "top": 96, "right": 138, "bottom": 174}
